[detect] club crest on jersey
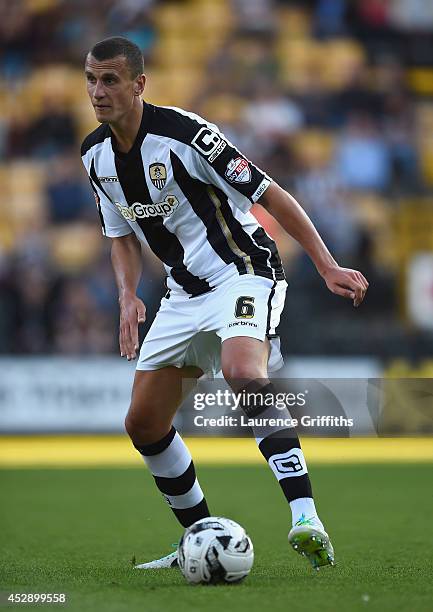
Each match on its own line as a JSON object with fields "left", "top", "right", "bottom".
{"left": 149, "top": 163, "right": 167, "bottom": 189}
{"left": 225, "top": 157, "right": 251, "bottom": 184}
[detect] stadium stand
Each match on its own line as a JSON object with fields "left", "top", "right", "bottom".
{"left": 0, "top": 0, "right": 432, "bottom": 359}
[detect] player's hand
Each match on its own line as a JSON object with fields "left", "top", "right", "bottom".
{"left": 118, "top": 295, "right": 146, "bottom": 360}
{"left": 321, "top": 265, "right": 369, "bottom": 307}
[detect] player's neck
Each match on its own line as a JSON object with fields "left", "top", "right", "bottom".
{"left": 110, "top": 100, "right": 144, "bottom": 154}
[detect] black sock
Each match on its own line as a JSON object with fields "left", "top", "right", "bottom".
{"left": 239, "top": 382, "right": 313, "bottom": 504}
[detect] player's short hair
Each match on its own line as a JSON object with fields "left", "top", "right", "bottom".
{"left": 89, "top": 37, "right": 144, "bottom": 78}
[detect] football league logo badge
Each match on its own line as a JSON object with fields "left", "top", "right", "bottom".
{"left": 225, "top": 157, "right": 251, "bottom": 184}
{"left": 149, "top": 163, "right": 167, "bottom": 189}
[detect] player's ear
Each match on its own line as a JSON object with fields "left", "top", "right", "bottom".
{"left": 134, "top": 74, "right": 146, "bottom": 96}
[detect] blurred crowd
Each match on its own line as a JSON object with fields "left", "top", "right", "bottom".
{"left": 0, "top": 0, "right": 432, "bottom": 357}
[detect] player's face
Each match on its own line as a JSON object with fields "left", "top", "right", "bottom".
{"left": 85, "top": 54, "right": 141, "bottom": 124}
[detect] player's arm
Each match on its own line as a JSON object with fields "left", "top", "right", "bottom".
{"left": 111, "top": 234, "right": 146, "bottom": 360}
{"left": 259, "top": 182, "right": 369, "bottom": 307}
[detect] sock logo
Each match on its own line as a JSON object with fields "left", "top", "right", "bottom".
{"left": 274, "top": 454, "right": 302, "bottom": 473}
{"left": 269, "top": 449, "right": 308, "bottom": 478}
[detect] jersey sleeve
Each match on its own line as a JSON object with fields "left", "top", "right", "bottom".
{"left": 81, "top": 152, "right": 132, "bottom": 238}
{"left": 189, "top": 124, "right": 272, "bottom": 213}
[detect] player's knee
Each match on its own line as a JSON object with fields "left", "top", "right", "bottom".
{"left": 222, "top": 361, "right": 265, "bottom": 389}
{"left": 124, "top": 408, "right": 167, "bottom": 445}
{"left": 124, "top": 411, "right": 143, "bottom": 440}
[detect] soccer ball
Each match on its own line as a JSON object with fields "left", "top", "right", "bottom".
{"left": 178, "top": 517, "right": 254, "bottom": 585}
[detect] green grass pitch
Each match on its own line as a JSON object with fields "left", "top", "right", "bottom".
{"left": 1, "top": 463, "right": 432, "bottom": 611}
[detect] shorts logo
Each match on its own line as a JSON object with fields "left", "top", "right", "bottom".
{"left": 228, "top": 320, "right": 258, "bottom": 328}
{"left": 225, "top": 157, "right": 251, "bottom": 184}
{"left": 93, "top": 192, "right": 100, "bottom": 207}
{"left": 115, "top": 195, "right": 179, "bottom": 220}
{"left": 192, "top": 127, "right": 223, "bottom": 157}
{"left": 149, "top": 163, "right": 167, "bottom": 189}
{"left": 235, "top": 296, "right": 255, "bottom": 319}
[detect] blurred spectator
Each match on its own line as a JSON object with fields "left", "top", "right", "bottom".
{"left": 334, "top": 113, "right": 391, "bottom": 191}
{"left": 207, "top": 35, "right": 279, "bottom": 97}
{"left": 314, "top": 0, "right": 347, "bottom": 38}
{"left": 294, "top": 81, "right": 333, "bottom": 128}
{"left": 84, "top": 250, "right": 119, "bottom": 315}
{"left": 355, "top": 0, "right": 390, "bottom": 29}
{"left": 53, "top": 3, "right": 105, "bottom": 66}
{"left": 106, "top": 0, "right": 156, "bottom": 60}
{"left": 0, "top": 0, "right": 32, "bottom": 80}
{"left": 52, "top": 278, "right": 115, "bottom": 354}
{"left": 295, "top": 166, "right": 361, "bottom": 259}
{"left": 0, "top": 252, "right": 20, "bottom": 353}
{"left": 232, "top": 0, "right": 276, "bottom": 35}
{"left": 389, "top": 0, "right": 433, "bottom": 31}
{"left": 383, "top": 92, "right": 420, "bottom": 192}
{"left": 243, "top": 86, "right": 304, "bottom": 141}
{"left": 14, "top": 262, "right": 56, "bottom": 354}
{"left": 330, "top": 65, "right": 385, "bottom": 127}
{"left": 3, "top": 111, "right": 30, "bottom": 159}
{"left": 27, "top": 97, "right": 79, "bottom": 159}
{"left": 45, "top": 153, "right": 93, "bottom": 224}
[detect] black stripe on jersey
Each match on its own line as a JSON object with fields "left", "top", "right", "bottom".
{"left": 266, "top": 281, "right": 277, "bottom": 335}
{"left": 170, "top": 151, "right": 248, "bottom": 275}
{"left": 114, "top": 146, "right": 211, "bottom": 297}
{"left": 212, "top": 186, "right": 276, "bottom": 281}
{"left": 252, "top": 227, "right": 286, "bottom": 281}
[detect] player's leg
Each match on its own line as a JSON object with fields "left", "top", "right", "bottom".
{"left": 221, "top": 336, "right": 316, "bottom": 520}
{"left": 221, "top": 336, "right": 334, "bottom": 570}
{"left": 125, "top": 365, "right": 201, "bottom": 445}
{"left": 125, "top": 365, "right": 210, "bottom": 527}
{"left": 125, "top": 365, "right": 211, "bottom": 569}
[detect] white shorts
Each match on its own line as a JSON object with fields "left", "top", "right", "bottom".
{"left": 137, "top": 274, "right": 288, "bottom": 376}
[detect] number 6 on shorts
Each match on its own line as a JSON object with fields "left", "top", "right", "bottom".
{"left": 235, "top": 296, "right": 255, "bottom": 319}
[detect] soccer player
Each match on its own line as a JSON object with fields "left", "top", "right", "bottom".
{"left": 81, "top": 37, "right": 368, "bottom": 571}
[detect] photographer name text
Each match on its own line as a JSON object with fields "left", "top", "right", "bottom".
{"left": 193, "top": 415, "right": 354, "bottom": 427}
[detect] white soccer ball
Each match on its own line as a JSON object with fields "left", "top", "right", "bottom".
{"left": 178, "top": 517, "right": 254, "bottom": 585}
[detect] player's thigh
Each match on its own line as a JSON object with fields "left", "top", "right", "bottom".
{"left": 221, "top": 336, "right": 270, "bottom": 389}
{"left": 216, "top": 275, "right": 285, "bottom": 385}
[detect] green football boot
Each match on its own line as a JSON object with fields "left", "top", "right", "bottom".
{"left": 288, "top": 513, "right": 335, "bottom": 571}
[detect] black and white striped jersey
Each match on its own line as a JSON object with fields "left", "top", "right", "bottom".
{"left": 81, "top": 102, "right": 285, "bottom": 297}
